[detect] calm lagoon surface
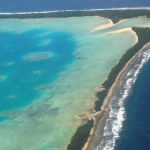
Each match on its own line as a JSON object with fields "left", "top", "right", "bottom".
{"left": 0, "top": 15, "right": 150, "bottom": 150}
{"left": 0, "top": 16, "right": 150, "bottom": 150}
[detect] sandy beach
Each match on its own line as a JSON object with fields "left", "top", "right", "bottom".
{"left": 91, "top": 17, "right": 113, "bottom": 32}
{"left": 107, "top": 27, "right": 134, "bottom": 34}
{"left": 92, "top": 15, "right": 150, "bottom": 36}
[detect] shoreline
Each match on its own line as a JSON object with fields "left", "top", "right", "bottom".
{"left": 67, "top": 27, "right": 150, "bottom": 150}
{"left": 92, "top": 17, "right": 113, "bottom": 32}
{"left": 106, "top": 27, "right": 136, "bottom": 35}
{"left": 89, "top": 42, "right": 150, "bottom": 150}
{"left": 83, "top": 40, "right": 150, "bottom": 150}
{"left": 82, "top": 29, "right": 140, "bottom": 150}
{"left": 83, "top": 28, "right": 150, "bottom": 149}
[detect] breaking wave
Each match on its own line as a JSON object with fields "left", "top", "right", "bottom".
{"left": 0, "top": 7, "right": 150, "bottom": 15}
{"left": 96, "top": 48, "right": 150, "bottom": 150}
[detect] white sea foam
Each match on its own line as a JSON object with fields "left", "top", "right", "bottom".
{"left": 0, "top": 7, "right": 150, "bottom": 15}
{"left": 96, "top": 48, "right": 150, "bottom": 150}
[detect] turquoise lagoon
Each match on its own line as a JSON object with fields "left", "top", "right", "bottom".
{"left": 0, "top": 16, "right": 150, "bottom": 150}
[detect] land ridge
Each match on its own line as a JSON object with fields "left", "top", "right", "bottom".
{"left": 0, "top": 9, "right": 150, "bottom": 23}
{"left": 68, "top": 26, "right": 150, "bottom": 150}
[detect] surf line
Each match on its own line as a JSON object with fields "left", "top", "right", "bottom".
{"left": 81, "top": 29, "right": 150, "bottom": 150}
{"left": 96, "top": 43, "right": 150, "bottom": 150}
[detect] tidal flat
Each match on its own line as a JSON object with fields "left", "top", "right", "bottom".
{"left": 0, "top": 13, "right": 150, "bottom": 150}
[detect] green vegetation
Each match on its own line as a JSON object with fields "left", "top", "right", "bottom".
{"left": 67, "top": 120, "right": 94, "bottom": 150}
{"left": 0, "top": 9, "right": 150, "bottom": 23}
{"left": 95, "top": 27, "right": 150, "bottom": 111}
{"left": 68, "top": 27, "right": 150, "bottom": 150}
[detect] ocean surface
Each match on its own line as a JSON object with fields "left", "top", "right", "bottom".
{"left": 115, "top": 57, "right": 150, "bottom": 150}
{"left": 0, "top": 0, "right": 150, "bottom": 12}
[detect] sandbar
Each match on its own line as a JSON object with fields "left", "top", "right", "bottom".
{"left": 23, "top": 51, "right": 53, "bottom": 62}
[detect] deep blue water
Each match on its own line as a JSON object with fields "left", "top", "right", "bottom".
{"left": 0, "top": 0, "right": 150, "bottom": 12}
{"left": 115, "top": 60, "right": 150, "bottom": 150}
{"left": 0, "top": 29, "right": 76, "bottom": 111}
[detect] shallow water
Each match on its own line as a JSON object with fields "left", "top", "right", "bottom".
{"left": 0, "top": 30, "right": 76, "bottom": 111}
{"left": 0, "top": 16, "right": 149, "bottom": 150}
